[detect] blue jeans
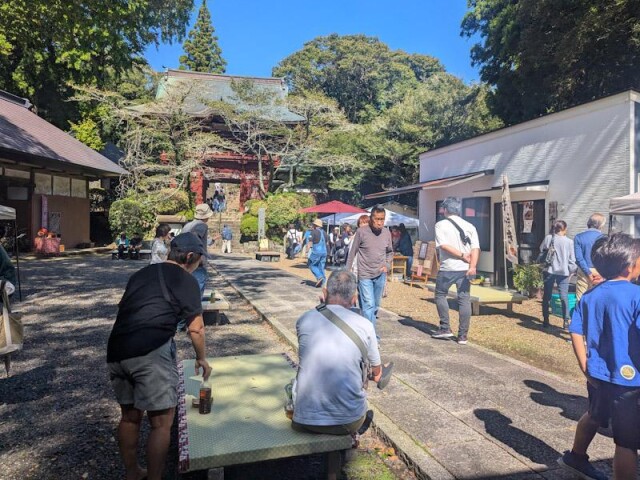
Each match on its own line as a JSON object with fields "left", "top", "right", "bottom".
{"left": 308, "top": 252, "right": 326, "bottom": 283}
{"left": 192, "top": 265, "right": 208, "bottom": 298}
{"left": 435, "top": 270, "right": 471, "bottom": 336}
{"left": 542, "top": 273, "right": 569, "bottom": 323}
{"left": 358, "top": 273, "right": 386, "bottom": 335}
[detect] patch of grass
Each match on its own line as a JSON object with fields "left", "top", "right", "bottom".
{"left": 343, "top": 451, "right": 397, "bottom": 480}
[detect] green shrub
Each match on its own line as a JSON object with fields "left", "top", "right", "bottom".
{"left": 512, "top": 263, "right": 544, "bottom": 296}
{"left": 240, "top": 214, "right": 259, "bottom": 238}
{"left": 109, "top": 197, "right": 156, "bottom": 239}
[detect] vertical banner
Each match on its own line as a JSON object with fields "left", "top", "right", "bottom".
{"left": 501, "top": 175, "right": 519, "bottom": 264}
{"left": 41, "top": 195, "right": 48, "bottom": 229}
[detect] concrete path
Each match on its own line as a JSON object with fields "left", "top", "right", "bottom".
{"left": 212, "top": 254, "right": 614, "bottom": 480}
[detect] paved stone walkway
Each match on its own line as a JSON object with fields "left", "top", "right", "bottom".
{"left": 212, "top": 254, "right": 615, "bottom": 480}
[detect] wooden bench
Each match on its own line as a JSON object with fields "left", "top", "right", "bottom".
{"left": 256, "top": 251, "right": 281, "bottom": 262}
{"left": 110, "top": 249, "right": 151, "bottom": 260}
{"left": 426, "top": 282, "right": 528, "bottom": 315}
{"left": 178, "top": 354, "right": 352, "bottom": 479}
{"left": 201, "top": 289, "right": 230, "bottom": 324}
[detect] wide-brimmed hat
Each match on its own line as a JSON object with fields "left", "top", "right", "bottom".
{"left": 194, "top": 203, "right": 214, "bottom": 220}
{"left": 171, "top": 232, "right": 206, "bottom": 255}
{"left": 313, "top": 218, "right": 323, "bottom": 227}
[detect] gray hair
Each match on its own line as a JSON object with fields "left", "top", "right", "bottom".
{"left": 587, "top": 213, "right": 606, "bottom": 230}
{"left": 441, "top": 197, "right": 462, "bottom": 216}
{"left": 326, "top": 270, "right": 357, "bottom": 301}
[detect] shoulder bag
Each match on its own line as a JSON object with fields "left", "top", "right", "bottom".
{"left": 537, "top": 237, "right": 556, "bottom": 267}
{"left": 0, "top": 280, "right": 23, "bottom": 356}
{"left": 445, "top": 218, "right": 471, "bottom": 246}
{"left": 316, "top": 304, "right": 372, "bottom": 389}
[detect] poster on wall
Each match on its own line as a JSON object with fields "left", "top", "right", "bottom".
{"left": 522, "top": 201, "right": 534, "bottom": 233}
{"left": 49, "top": 212, "right": 61, "bottom": 235}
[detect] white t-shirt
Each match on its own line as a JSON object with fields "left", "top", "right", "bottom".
{"left": 294, "top": 305, "right": 380, "bottom": 426}
{"left": 435, "top": 215, "right": 480, "bottom": 272}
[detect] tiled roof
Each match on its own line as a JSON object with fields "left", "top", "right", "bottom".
{"left": 0, "top": 92, "right": 126, "bottom": 176}
{"left": 130, "top": 69, "right": 306, "bottom": 123}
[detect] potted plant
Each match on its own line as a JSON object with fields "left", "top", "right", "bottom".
{"left": 512, "top": 263, "right": 544, "bottom": 298}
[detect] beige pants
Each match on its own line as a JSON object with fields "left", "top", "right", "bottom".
{"left": 221, "top": 239, "right": 232, "bottom": 254}
{"left": 576, "top": 268, "right": 598, "bottom": 301}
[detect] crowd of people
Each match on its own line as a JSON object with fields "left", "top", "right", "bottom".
{"left": 101, "top": 196, "right": 640, "bottom": 480}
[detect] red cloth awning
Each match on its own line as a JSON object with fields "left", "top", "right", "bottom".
{"left": 299, "top": 200, "right": 367, "bottom": 214}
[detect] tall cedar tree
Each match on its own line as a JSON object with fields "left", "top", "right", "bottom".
{"left": 179, "top": 1, "right": 226, "bottom": 73}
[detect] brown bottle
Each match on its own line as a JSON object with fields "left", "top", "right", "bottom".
{"left": 199, "top": 379, "right": 212, "bottom": 414}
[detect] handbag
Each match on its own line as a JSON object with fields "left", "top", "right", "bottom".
{"left": 316, "top": 304, "right": 372, "bottom": 389}
{"left": 0, "top": 280, "right": 23, "bottom": 356}
{"left": 537, "top": 237, "right": 556, "bottom": 267}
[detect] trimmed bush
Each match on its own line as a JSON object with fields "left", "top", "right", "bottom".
{"left": 109, "top": 197, "right": 156, "bottom": 239}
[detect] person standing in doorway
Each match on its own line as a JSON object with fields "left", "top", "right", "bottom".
{"left": 221, "top": 224, "right": 233, "bottom": 254}
{"left": 574, "top": 213, "right": 605, "bottom": 301}
{"left": 431, "top": 197, "right": 480, "bottom": 345}
{"left": 307, "top": 218, "right": 328, "bottom": 288}
{"left": 182, "top": 203, "right": 214, "bottom": 297}
{"left": 346, "top": 206, "right": 393, "bottom": 340}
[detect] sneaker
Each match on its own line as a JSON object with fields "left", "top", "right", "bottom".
{"left": 557, "top": 450, "right": 608, "bottom": 480}
{"left": 457, "top": 335, "right": 468, "bottom": 345}
{"left": 431, "top": 329, "right": 454, "bottom": 339}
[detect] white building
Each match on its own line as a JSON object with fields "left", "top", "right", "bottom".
{"left": 366, "top": 90, "right": 640, "bottom": 285}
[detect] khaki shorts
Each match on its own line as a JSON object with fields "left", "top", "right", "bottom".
{"left": 108, "top": 339, "right": 178, "bottom": 412}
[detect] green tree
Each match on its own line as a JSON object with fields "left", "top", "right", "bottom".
{"left": 179, "top": 1, "right": 226, "bottom": 73}
{"left": 462, "top": 0, "right": 640, "bottom": 125}
{"left": 273, "top": 34, "right": 444, "bottom": 123}
{"left": 0, "top": 0, "right": 193, "bottom": 128}
{"left": 69, "top": 118, "right": 105, "bottom": 151}
{"left": 360, "top": 73, "right": 502, "bottom": 193}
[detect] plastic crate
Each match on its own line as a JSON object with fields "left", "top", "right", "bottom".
{"left": 551, "top": 293, "right": 576, "bottom": 317}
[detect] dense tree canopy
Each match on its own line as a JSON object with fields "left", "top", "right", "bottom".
{"left": 0, "top": 0, "right": 194, "bottom": 128}
{"left": 462, "top": 0, "right": 640, "bottom": 125}
{"left": 273, "top": 34, "right": 444, "bottom": 123}
{"left": 179, "top": 0, "right": 226, "bottom": 73}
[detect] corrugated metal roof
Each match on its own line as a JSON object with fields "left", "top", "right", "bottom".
{"left": 0, "top": 94, "right": 126, "bottom": 176}
{"left": 130, "top": 69, "right": 306, "bottom": 123}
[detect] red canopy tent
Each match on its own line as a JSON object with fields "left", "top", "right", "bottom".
{"left": 300, "top": 200, "right": 367, "bottom": 231}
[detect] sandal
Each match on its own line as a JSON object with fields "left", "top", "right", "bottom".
{"left": 377, "top": 362, "right": 394, "bottom": 390}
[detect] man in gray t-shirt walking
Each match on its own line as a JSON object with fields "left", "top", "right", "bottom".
{"left": 346, "top": 205, "right": 393, "bottom": 339}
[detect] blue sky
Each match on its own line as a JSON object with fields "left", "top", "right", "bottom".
{"left": 145, "top": 0, "right": 480, "bottom": 83}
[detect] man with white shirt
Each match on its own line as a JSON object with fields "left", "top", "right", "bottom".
{"left": 431, "top": 197, "right": 480, "bottom": 345}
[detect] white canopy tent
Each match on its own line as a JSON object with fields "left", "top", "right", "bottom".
{"left": 0, "top": 205, "right": 21, "bottom": 300}
{"left": 322, "top": 207, "right": 419, "bottom": 228}
{"left": 609, "top": 192, "right": 640, "bottom": 216}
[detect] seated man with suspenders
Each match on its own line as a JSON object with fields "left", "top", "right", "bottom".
{"left": 291, "top": 270, "right": 393, "bottom": 438}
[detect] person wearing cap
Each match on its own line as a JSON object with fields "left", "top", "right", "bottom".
{"left": 307, "top": 218, "right": 328, "bottom": 287}
{"left": 431, "top": 197, "right": 480, "bottom": 345}
{"left": 182, "top": 203, "right": 214, "bottom": 297}
{"left": 107, "top": 232, "right": 212, "bottom": 480}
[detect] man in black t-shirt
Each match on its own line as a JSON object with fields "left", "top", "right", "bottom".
{"left": 107, "top": 232, "right": 212, "bottom": 480}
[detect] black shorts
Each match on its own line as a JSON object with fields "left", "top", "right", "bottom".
{"left": 588, "top": 381, "right": 640, "bottom": 450}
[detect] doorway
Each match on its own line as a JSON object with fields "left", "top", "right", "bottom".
{"left": 494, "top": 199, "right": 546, "bottom": 288}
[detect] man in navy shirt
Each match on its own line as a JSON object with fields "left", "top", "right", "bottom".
{"left": 559, "top": 233, "right": 640, "bottom": 480}
{"left": 573, "top": 213, "right": 605, "bottom": 300}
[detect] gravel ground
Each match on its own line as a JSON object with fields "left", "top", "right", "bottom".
{"left": 0, "top": 255, "right": 413, "bottom": 480}
{"left": 267, "top": 256, "right": 584, "bottom": 384}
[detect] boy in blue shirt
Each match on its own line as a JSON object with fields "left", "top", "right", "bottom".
{"left": 565, "top": 233, "right": 640, "bottom": 480}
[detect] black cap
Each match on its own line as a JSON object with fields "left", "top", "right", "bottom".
{"left": 171, "top": 232, "right": 206, "bottom": 255}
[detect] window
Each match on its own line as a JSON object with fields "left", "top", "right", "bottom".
{"left": 462, "top": 197, "right": 491, "bottom": 251}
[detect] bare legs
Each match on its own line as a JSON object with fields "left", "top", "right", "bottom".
{"left": 571, "top": 412, "right": 599, "bottom": 455}
{"left": 613, "top": 446, "right": 637, "bottom": 480}
{"left": 118, "top": 405, "right": 175, "bottom": 480}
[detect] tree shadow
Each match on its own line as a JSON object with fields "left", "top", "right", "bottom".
{"left": 0, "top": 363, "right": 55, "bottom": 404}
{"left": 474, "top": 408, "right": 560, "bottom": 466}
